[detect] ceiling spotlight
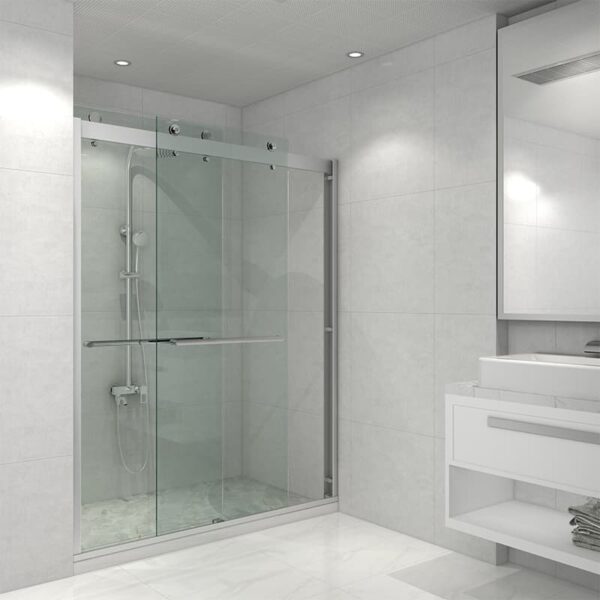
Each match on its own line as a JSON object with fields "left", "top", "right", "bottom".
{"left": 114, "top": 59, "right": 131, "bottom": 67}
{"left": 347, "top": 51, "right": 364, "bottom": 58}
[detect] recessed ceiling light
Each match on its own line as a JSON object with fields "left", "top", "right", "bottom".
{"left": 347, "top": 51, "right": 364, "bottom": 58}
{"left": 114, "top": 59, "right": 131, "bottom": 67}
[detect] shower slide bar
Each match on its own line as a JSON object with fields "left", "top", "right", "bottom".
{"left": 84, "top": 336, "right": 283, "bottom": 348}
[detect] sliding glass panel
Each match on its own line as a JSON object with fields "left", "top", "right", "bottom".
{"left": 79, "top": 137, "right": 157, "bottom": 550}
{"left": 155, "top": 120, "right": 227, "bottom": 534}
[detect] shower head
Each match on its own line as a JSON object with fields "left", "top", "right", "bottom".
{"left": 132, "top": 231, "right": 148, "bottom": 248}
{"left": 157, "top": 149, "right": 178, "bottom": 158}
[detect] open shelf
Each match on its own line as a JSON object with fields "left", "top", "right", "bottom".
{"left": 449, "top": 500, "right": 600, "bottom": 575}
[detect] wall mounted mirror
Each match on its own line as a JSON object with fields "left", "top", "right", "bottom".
{"left": 498, "top": 0, "right": 600, "bottom": 321}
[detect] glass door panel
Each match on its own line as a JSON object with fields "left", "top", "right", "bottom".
{"left": 80, "top": 137, "right": 157, "bottom": 550}
{"left": 155, "top": 139, "right": 225, "bottom": 533}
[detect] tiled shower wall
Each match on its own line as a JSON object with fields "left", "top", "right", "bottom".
{"left": 0, "top": 0, "right": 74, "bottom": 592}
{"left": 242, "top": 15, "right": 506, "bottom": 561}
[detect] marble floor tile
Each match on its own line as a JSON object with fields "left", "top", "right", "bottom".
{"left": 2, "top": 514, "right": 599, "bottom": 600}
{"left": 391, "top": 553, "right": 520, "bottom": 599}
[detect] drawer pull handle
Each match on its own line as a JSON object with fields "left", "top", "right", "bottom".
{"left": 487, "top": 416, "right": 600, "bottom": 445}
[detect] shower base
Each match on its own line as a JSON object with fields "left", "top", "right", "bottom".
{"left": 81, "top": 476, "right": 309, "bottom": 552}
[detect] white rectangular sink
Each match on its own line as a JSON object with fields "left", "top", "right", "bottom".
{"left": 479, "top": 353, "right": 600, "bottom": 401}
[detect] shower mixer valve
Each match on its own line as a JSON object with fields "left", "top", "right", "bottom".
{"left": 111, "top": 384, "right": 148, "bottom": 407}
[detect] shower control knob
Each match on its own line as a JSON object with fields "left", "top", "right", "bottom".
{"left": 168, "top": 122, "right": 181, "bottom": 136}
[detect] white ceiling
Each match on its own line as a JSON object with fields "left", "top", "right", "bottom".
{"left": 74, "top": 0, "right": 551, "bottom": 107}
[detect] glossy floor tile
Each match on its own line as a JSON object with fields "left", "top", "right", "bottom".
{"left": 3, "top": 513, "right": 599, "bottom": 599}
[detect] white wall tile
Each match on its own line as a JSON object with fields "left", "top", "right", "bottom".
{"left": 507, "top": 321, "right": 556, "bottom": 354}
{"left": 242, "top": 401, "right": 287, "bottom": 490}
{"left": 555, "top": 322, "right": 600, "bottom": 355}
{"left": 0, "top": 2, "right": 73, "bottom": 590}
{"left": 350, "top": 193, "right": 434, "bottom": 313}
{"left": 0, "top": 316, "right": 72, "bottom": 464}
{"left": 285, "top": 96, "right": 351, "bottom": 160}
{"left": 0, "top": 170, "right": 73, "bottom": 316}
{"left": 434, "top": 182, "right": 496, "bottom": 315}
{"left": 288, "top": 311, "right": 324, "bottom": 415}
{"left": 351, "top": 69, "right": 434, "bottom": 202}
{"left": 346, "top": 421, "right": 435, "bottom": 541}
{"left": 434, "top": 16, "right": 498, "bottom": 65}
{"left": 0, "top": 457, "right": 73, "bottom": 592}
{"left": 435, "top": 49, "right": 496, "bottom": 188}
{"left": 289, "top": 207, "right": 324, "bottom": 312}
{"left": 75, "top": 76, "right": 143, "bottom": 115}
{"left": 349, "top": 313, "right": 435, "bottom": 436}
{"left": 351, "top": 38, "right": 434, "bottom": 93}
{"left": 0, "top": 0, "right": 73, "bottom": 35}
{"left": 0, "top": 21, "right": 73, "bottom": 175}
{"left": 434, "top": 315, "right": 498, "bottom": 437}
{"left": 288, "top": 409, "right": 324, "bottom": 500}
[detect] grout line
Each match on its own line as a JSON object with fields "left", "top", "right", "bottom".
{"left": 0, "top": 16, "right": 73, "bottom": 38}
{"left": 0, "top": 165, "right": 72, "bottom": 178}
{"left": 0, "top": 313, "right": 73, "bottom": 318}
{"left": 0, "top": 453, "right": 73, "bottom": 468}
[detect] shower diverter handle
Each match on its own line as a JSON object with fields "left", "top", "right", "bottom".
{"left": 84, "top": 336, "right": 283, "bottom": 348}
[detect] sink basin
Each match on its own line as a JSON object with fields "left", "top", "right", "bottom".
{"left": 479, "top": 353, "right": 600, "bottom": 401}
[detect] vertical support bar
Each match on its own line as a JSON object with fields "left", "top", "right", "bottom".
{"left": 73, "top": 118, "right": 82, "bottom": 555}
{"left": 324, "top": 160, "right": 338, "bottom": 498}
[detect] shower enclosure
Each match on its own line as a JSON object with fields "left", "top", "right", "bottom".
{"left": 74, "top": 113, "right": 337, "bottom": 555}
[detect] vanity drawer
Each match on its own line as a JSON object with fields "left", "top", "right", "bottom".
{"left": 448, "top": 396, "right": 600, "bottom": 495}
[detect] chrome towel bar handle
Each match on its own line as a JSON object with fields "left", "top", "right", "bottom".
{"left": 488, "top": 416, "right": 600, "bottom": 445}
{"left": 84, "top": 336, "right": 283, "bottom": 348}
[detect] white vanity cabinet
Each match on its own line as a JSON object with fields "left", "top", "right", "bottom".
{"left": 446, "top": 393, "right": 600, "bottom": 574}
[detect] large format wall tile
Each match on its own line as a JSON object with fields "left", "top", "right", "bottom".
{"left": 350, "top": 69, "right": 434, "bottom": 202}
{"left": 0, "top": 456, "right": 73, "bottom": 592}
{"left": 350, "top": 193, "right": 434, "bottom": 313}
{"left": 434, "top": 314, "right": 498, "bottom": 438}
{"left": 0, "top": 20, "right": 72, "bottom": 175}
{"left": 0, "top": 0, "right": 73, "bottom": 35}
{"left": 0, "top": 169, "right": 72, "bottom": 316}
{"left": 351, "top": 38, "right": 434, "bottom": 93}
{"left": 435, "top": 49, "right": 496, "bottom": 188}
{"left": 434, "top": 15, "right": 498, "bottom": 65}
{"left": 345, "top": 421, "right": 435, "bottom": 541}
{"left": 434, "top": 182, "right": 496, "bottom": 315}
{"left": 0, "top": 316, "right": 72, "bottom": 464}
{"left": 349, "top": 313, "right": 435, "bottom": 437}
{"left": 0, "top": 3, "right": 74, "bottom": 591}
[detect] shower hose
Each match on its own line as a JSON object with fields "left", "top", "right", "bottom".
{"left": 116, "top": 244, "right": 151, "bottom": 474}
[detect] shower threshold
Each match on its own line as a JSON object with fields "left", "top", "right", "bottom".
{"left": 81, "top": 476, "right": 309, "bottom": 552}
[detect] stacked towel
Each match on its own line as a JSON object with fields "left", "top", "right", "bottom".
{"left": 569, "top": 498, "right": 600, "bottom": 551}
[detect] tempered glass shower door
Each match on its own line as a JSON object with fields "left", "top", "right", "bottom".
{"left": 154, "top": 119, "right": 292, "bottom": 534}
{"left": 78, "top": 113, "right": 332, "bottom": 552}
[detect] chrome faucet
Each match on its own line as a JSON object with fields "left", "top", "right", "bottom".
{"left": 584, "top": 340, "right": 600, "bottom": 355}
